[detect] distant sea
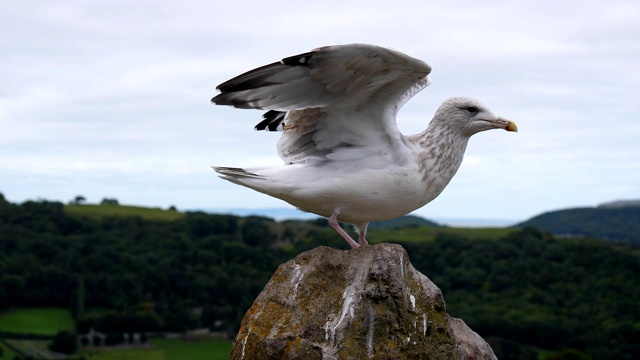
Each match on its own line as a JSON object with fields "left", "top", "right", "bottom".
{"left": 195, "top": 207, "right": 519, "bottom": 228}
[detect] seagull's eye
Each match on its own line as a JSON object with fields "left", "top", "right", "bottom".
{"left": 465, "top": 106, "right": 478, "bottom": 113}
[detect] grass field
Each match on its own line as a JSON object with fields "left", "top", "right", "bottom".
{"left": 151, "top": 338, "right": 232, "bottom": 360}
{"left": 82, "top": 338, "right": 232, "bottom": 360}
{"left": 368, "top": 225, "right": 517, "bottom": 244}
{"left": 0, "top": 308, "right": 74, "bottom": 336}
{"left": 65, "top": 204, "right": 186, "bottom": 221}
{"left": 0, "top": 308, "right": 232, "bottom": 359}
{"left": 82, "top": 347, "right": 165, "bottom": 360}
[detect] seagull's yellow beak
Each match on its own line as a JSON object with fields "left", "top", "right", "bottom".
{"left": 500, "top": 117, "right": 518, "bottom": 132}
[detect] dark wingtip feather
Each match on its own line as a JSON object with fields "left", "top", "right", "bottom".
{"left": 281, "top": 51, "right": 314, "bottom": 67}
{"left": 211, "top": 93, "right": 263, "bottom": 109}
{"left": 254, "top": 110, "right": 286, "bottom": 131}
{"left": 215, "top": 51, "right": 316, "bottom": 95}
{"left": 215, "top": 61, "right": 284, "bottom": 93}
{"left": 210, "top": 94, "right": 222, "bottom": 104}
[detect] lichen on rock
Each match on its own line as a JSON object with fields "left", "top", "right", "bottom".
{"left": 229, "top": 243, "right": 496, "bottom": 360}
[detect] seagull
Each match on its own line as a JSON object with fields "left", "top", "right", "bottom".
{"left": 211, "top": 44, "right": 517, "bottom": 249}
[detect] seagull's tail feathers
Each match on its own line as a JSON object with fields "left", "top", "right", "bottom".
{"left": 213, "top": 166, "right": 279, "bottom": 194}
{"left": 213, "top": 165, "right": 302, "bottom": 202}
{"left": 213, "top": 166, "right": 260, "bottom": 177}
{"left": 213, "top": 166, "right": 262, "bottom": 182}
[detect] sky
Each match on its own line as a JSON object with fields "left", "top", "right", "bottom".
{"left": 1, "top": 0, "right": 639, "bottom": 223}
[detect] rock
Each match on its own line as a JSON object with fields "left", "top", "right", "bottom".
{"left": 229, "top": 243, "right": 496, "bottom": 360}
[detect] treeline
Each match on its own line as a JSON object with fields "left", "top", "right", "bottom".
{"left": 403, "top": 229, "right": 640, "bottom": 359}
{"left": 0, "top": 194, "right": 309, "bottom": 333}
{"left": 0, "top": 194, "right": 348, "bottom": 333}
{"left": 1, "top": 193, "right": 639, "bottom": 359}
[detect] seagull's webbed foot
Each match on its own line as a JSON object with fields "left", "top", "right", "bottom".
{"left": 329, "top": 212, "right": 360, "bottom": 249}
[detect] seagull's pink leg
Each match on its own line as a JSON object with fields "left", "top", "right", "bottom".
{"left": 329, "top": 212, "right": 360, "bottom": 249}
{"left": 357, "top": 223, "right": 369, "bottom": 246}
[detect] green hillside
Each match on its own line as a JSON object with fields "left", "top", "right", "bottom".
{"left": 65, "top": 204, "right": 185, "bottom": 221}
{"left": 368, "top": 214, "right": 441, "bottom": 230}
{"left": 518, "top": 206, "right": 640, "bottom": 243}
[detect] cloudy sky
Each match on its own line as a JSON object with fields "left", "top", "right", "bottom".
{"left": 1, "top": 0, "right": 639, "bottom": 223}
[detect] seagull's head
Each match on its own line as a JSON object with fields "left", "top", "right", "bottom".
{"left": 434, "top": 97, "right": 517, "bottom": 137}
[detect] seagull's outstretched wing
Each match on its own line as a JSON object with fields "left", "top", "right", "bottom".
{"left": 212, "top": 44, "right": 431, "bottom": 165}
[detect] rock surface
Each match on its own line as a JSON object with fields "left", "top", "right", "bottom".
{"left": 229, "top": 243, "right": 496, "bottom": 360}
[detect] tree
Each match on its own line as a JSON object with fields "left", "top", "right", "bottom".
{"left": 241, "top": 218, "right": 271, "bottom": 246}
{"left": 100, "top": 198, "right": 119, "bottom": 205}
{"left": 49, "top": 330, "right": 78, "bottom": 354}
{"left": 543, "top": 349, "right": 593, "bottom": 360}
{"left": 70, "top": 195, "right": 86, "bottom": 205}
{"left": 76, "top": 276, "right": 85, "bottom": 318}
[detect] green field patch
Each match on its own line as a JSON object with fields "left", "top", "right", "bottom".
{"left": 82, "top": 347, "right": 164, "bottom": 360}
{"left": 81, "top": 338, "right": 232, "bottom": 360}
{"left": 368, "top": 226, "right": 518, "bottom": 244}
{"left": 0, "top": 308, "right": 73, "bottom": 336}
{"left": 433, "top": 226, "right": 519, "bottom": 240}
{"left": 65, "top": 204, "right": 185, "bottom": 221}
{"left": 151, "top": 338, "right": 232, "bottom": 360}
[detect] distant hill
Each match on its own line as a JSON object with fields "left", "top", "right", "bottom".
{"left": 518, "top": 204, "right": 640, "bottom": 244}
